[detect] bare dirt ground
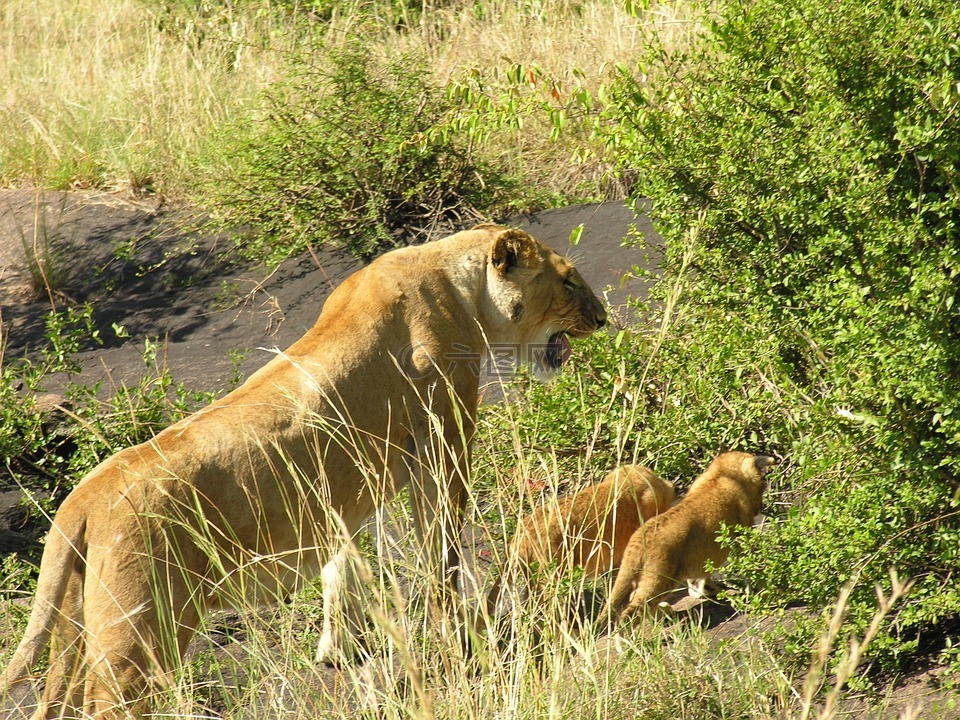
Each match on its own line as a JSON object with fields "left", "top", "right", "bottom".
{"left": 0, "top": 189, "right": 956, "bottom": 718}
{"left": 0, "top": 190, "right": 654, "bottom": 394}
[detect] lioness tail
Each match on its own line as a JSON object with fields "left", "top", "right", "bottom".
{"left": 0, "top": 514, "right": 86, "bottom": 692}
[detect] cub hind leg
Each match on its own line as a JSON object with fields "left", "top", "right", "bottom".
{"left": 603, "top": 549, "right": 680, "bottom": 627}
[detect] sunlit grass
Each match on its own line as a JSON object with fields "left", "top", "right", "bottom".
{"left": 0, "top": 332, "right": 920, "bottom": 719}
{"left": 0, "top": 0, "right": 699, "bottom": 200}
{"left": 0, "top": 0, "right": 288, "bottom": 193}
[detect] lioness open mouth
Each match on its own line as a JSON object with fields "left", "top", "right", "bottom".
{"left": 544, "top": 332, "right": 572, "bottom": 370}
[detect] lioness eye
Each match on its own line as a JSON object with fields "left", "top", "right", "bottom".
{"left": 563, "top": 278, "right": 578, "bottom": 291}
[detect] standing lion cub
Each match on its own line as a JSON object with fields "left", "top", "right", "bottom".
{"left": 487, "top": 465, "right": 676, "bottom": 616}
{"left": 602, "top": 452, "right": 773, "bottom": 623}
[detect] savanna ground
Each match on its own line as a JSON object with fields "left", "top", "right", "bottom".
{"left": 2, "top": 0, "right": 960, "bottom": 718}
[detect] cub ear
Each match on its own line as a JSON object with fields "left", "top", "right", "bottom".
{"left": 490, "top": 229, "right": 540, "bottom": 274}
{"left": 753, "top": 455, "right": 776, "bottom": 475}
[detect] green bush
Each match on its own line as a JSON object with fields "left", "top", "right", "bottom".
{"left": 205, "top": 42, "right": 513, "bottom": 263}
{"left": 477, "top": 310, "right": 802, "bottom": 529}
{"left": 590, "top": 0, "right": 960, "bottom": 674}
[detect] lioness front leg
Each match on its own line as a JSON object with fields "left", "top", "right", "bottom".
{"left": 410, "top": 468, "right": 470, "bottom": 651}
{"left": 316, "top": 547, "right": 369, "bottom": 667}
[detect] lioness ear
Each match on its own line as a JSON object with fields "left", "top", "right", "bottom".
{"left": 491, "top": 229, "right": 539, "bottom": 274}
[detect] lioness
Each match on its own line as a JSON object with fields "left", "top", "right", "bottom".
{"left": 0, "top": 225, "right": 606, "bottom": 719}
{"left": 601, "top": 452, "right": 773, "bottom": 624}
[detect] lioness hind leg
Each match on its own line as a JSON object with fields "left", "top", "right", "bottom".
{"left": 74, "top": 618, "right": 155, "bottom": 720}
{"left": 35, "top": 571, "right": 85, "bottom": 720}
{"left": 76, "top": 566, "right": 202, "bottom": 718}
{"left": 36, "top": 642, "right": 85, "bottom": 720}
{"left": 79, "top": 607, "right": 199, "bottom": 719}
{"left": 316, "top": 548, "right": 369, "bottom": 667}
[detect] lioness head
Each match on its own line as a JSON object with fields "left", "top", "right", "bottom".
{"left": 481, "top": 224, "right": 606, "bottom": 379}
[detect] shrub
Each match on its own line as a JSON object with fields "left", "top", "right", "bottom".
{"left": 205, "top": 41, "right": 514, "bottom": 263}
{"left": 591, "top": 0, "right": 960, "bottom": 674}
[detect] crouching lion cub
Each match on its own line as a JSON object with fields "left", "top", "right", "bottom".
{"left": 602, "top": 452, "right": 773, "bottom": 624}
{"left": 0, "top": 224, "right": 606, "bottom": 720}
{"left": 487, "top": 465, "right": 675, "bottom": 616}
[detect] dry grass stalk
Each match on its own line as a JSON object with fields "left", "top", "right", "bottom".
{"left": 799, "top": 570, "right": 914, "bottom": 720}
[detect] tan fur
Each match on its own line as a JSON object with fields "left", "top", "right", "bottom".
{"left": 0, "top": 225, "right": 605, "bottom": 719}
{"left": 487, "top": 465, "right": 675, "bottom": 617}
{"left": 602, "top": 452, "right": 774, "bottom": 624}
{"left": 513, "top": 465, "right": 676, "bottom": 576}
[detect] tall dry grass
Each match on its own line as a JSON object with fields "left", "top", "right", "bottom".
{"left": 0, "top": 0, "right": 699, "bottom": 199}
{"left": 153, "top": 396, "right": 910, "bottom": 720}
{"left": 0, "top": 0, "right": 288, "bottom": 193}
{"left": 405, "top": 0, "right": 696, "bottom": 81}
{"left": 0, "top": 340, "right": 918, "bottom": 719}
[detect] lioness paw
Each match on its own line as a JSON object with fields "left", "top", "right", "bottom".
{"left": 316, "top": 630, "right": 362, "bottom": 668}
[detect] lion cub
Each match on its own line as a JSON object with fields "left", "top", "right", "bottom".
{"left": 602, "top": 452, "right": 773, "bottom": 623}
{"left": 488, "top": 465, "right": 676, "bottom": 615}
